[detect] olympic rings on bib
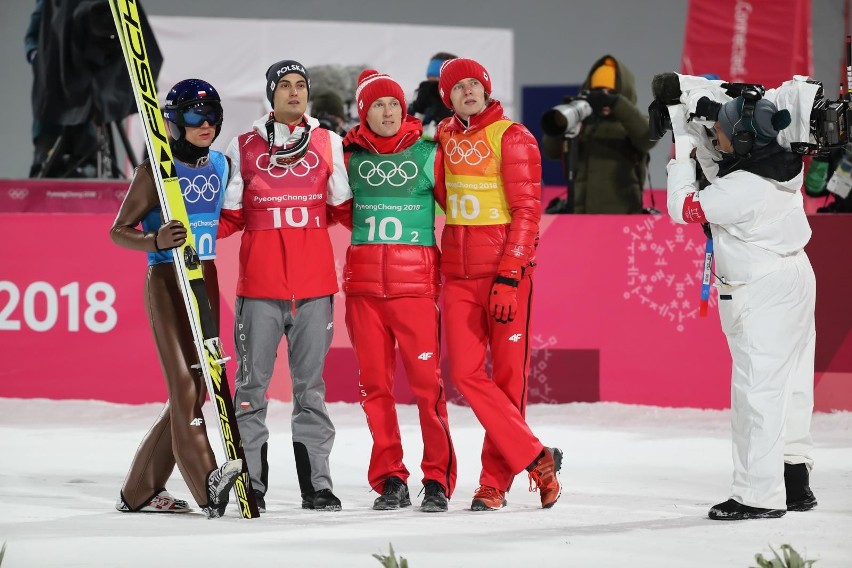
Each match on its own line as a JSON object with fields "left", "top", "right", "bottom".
{"left": 255, "top": 150, "right": 320, "bottom": 178}
{"left": 357, "top": 159, "right": 419, "bottom": 187}
{"left": 445, "top": 139, "right": 491, "bottom": 166}
{"left": 180, "top": 173, "right": 220, "bottom": 203}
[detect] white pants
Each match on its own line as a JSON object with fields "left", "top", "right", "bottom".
{"left": 718, "top": 252, "right": 816, "bottom": 509}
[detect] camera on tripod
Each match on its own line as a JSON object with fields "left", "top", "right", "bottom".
{"left": 540, "top": 96, "right": 593, "bottom": 138}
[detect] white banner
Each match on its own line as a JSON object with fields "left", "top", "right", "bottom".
{"left": 124, "top": 16, "right": 514, "bottom": 169}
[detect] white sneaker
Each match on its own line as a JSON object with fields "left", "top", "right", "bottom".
{"left": 116, "top": 489, "right": 192, "bottom": 513}
{"left": 203, "top": 460, "right": 243, "bottom": 519}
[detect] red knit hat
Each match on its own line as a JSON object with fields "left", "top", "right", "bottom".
{"left": 355, "top": 69, "right": 406, "bottom": 124}
{"left": 438, "top": 58, "right": 492, "bottom": 109}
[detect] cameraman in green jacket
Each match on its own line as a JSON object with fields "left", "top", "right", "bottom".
{"left": 542, "top": 55, "right": 656, "bottom": 214}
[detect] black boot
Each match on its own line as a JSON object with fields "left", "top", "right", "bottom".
{"left": 420, "top": 480, "right": 448, "bottom": 513}
{"left": 373, "top": 476, "right": 411, "bottom": 510}
{"left": 708, "top": 498, "right": 786, "bottom": 521}
{"left": 785, "top": 463, "right": 818, "bottom": 511}
{"left": 253, "top": 490, "right": 266, "bottom": 513}
{"left": 302, "top": 488, "right": 342, "bottom": 511}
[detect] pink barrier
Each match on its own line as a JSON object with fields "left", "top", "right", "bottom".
{"left": 1, "top": 210, "right": 850, "bottom": 411}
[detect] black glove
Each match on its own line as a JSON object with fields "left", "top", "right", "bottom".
{"left": 692, "top": 96, "right": 722, "bottom": 122}
{"left": 584, "top": 89, "right": 619, "bottom": 116}
{"left": 154, "top": 220, "right": 187, "bottom": 251}
{"left": 651, "top": 73, "right": 682, "bottom": 104}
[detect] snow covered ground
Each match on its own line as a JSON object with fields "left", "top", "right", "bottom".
{"left": 1, "top": 398, "right": 850, "bottom": 567}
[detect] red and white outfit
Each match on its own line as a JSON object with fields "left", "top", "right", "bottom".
{"left": 437, "top": 100, "right": 545, "bottom": 491}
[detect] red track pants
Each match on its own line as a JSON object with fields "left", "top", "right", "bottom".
{"left": 345, "top": 295, "right": 456, "bottom": 496}
{"left": 444, "top": 275, "right": 543, "bottom": 491}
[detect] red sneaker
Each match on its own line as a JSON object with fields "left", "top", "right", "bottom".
{"left": 528, "top": 447, "right": 563, "bottom": 509}
{"left": 470, "top": 485, "right": 507, "bottom": 511}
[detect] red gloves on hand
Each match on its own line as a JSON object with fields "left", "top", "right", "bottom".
{"left": 490, "top": 276, "right": 519, "bottom": 324}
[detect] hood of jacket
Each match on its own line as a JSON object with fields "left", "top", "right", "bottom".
{"left": 581, "top": 55, "right": 637, "bottom": 105}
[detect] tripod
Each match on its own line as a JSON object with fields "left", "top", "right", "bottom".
{"left": 37, "top": 119, "right": 138, "bottom": 179}
{"left": 544, "top": 136, "right": 578, "bottom": 214}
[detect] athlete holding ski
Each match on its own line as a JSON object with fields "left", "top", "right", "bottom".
{"left": 111, "top": 79, "right": 242, "bottom": 519}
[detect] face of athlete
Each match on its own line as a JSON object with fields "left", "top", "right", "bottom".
{"left": 449, "top": 78, "right": 487, "bottom": 120}
{"left": 713, "top": 121, "right": 734, "bottom": 154}
{"left": 273, "top": 73, "right": 309, "bottom": 125}
{"left": 184, "top": 123, "right": 216, "bottom": 148}
{"left": 366, "top": 96, "right": 403, "bottom": 137}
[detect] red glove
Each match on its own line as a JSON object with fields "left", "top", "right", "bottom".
{"left": 489, "top": 276, "right": 519, "bottom": 324}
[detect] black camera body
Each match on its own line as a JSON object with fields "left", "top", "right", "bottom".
{"left": 649, "top": 73, "right": 851, "bottom": 157}
{"left": 811, "top": 98, "right": 849, "bottom": 148}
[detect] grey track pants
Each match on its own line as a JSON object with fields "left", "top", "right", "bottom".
{"left": 233, "top": 295, "right": 336, "bottom": 496}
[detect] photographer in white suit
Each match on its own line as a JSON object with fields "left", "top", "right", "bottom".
{"left": 664, "top": 83, "right": 817, "bottom": 521}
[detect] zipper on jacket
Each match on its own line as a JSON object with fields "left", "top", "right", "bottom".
{"left": 382, "top": 245, "right": 388, "bottom": 298}
{"left": 461, "top": 226, "right": 469, "bottom": 278}
{"left": 291, "top": 294, "right": 297, "bottom": 316}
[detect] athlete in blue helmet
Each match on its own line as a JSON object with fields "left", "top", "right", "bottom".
{"left": 110, "top": 79, "right": 242, "bottom": 519}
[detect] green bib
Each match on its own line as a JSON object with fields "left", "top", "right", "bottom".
{"left": 348, "top": 140, "right": 437, "bottom": 246}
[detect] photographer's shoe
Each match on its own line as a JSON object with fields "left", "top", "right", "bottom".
{"left": 708, "top": 499, "right": 786, "bottom": 520}
{"left": 785, "top": 463, "right": 818, "bottom": 512}
{"left": 373, "top": 476, "right": 411, "bottom": 510}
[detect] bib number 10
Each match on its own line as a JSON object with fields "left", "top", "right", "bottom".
{"left": 364, "top": 216, "right": 419, "bottom": 243}
{"left": 447, "top": 194, "right": 500, "bottom": 221}
{"left": 0, "top": 281, "right": 117, "bottom": 333}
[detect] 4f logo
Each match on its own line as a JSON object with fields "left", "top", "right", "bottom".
{"left": 508, "top": 333, "right": 523, "bottom": 343}
{"left": 189, "top": 418, "right": 204, "bottom": 426}
{"left": 417, "top": 352, "right": 434, "bottom": 360}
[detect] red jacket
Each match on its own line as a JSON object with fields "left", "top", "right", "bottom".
{"left": 218, "top": 114, "right": 352, "bottom": 300}
{"left": 436, "top": 101, "right": 541, "bottom": 280}
{"left": 341, "top": 119, "right": 445, "bottom": 298}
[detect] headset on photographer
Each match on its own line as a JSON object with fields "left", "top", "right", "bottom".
{"left": 722, "top": 87, "right": 764, "bottom": 159}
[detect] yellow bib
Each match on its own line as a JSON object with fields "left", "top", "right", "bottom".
{"left": 441, "top": 120, "right": 513, "bottom": 225}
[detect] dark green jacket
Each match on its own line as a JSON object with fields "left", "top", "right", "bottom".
{"left": 543, "top": 55, "right": 657, "bottom": 213}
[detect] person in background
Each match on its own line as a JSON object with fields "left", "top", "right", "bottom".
{"left": 218, "top": 59, "right": 352, "bottom": 513}
{"left": 541, "top": 55, "right": 656, "bottom": 213}
{"left": 311, "top": 89, "right": 349, "bottom": 137}
{"left": 340, "top": 69, "right": 456, "bottom": 513}
{"left": 666, "top": 93, "right": 817, "bottom": 521}
{"left": 436, "top": 57, "right": 562, "bottom": 512}
{"left": 408, "top": 52, "right": 457, "bottom": 140}
{"left": 110, "top": 79, "right": 242, "bottom": 519}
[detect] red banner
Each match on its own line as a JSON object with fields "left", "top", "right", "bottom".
{"left": 681, "top": 0, "right": 812, "bottom": 86}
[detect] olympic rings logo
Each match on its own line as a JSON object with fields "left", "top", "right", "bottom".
{"left": 445, "top": 139, "right": 490, "bottom": 166}
{"left": 7, "top": 189, "right": 29, "bottom": 200}
{"left": 255, "top": 150, "right": 320, "bottom": 178}
{"left": 357, "top": 160, "right": 418, "bottom": 187}
{"left": 180, "top": 173, "right": 220, "bottom": 203}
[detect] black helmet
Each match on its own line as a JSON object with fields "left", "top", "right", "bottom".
{"left": 163, "top": 78, "right": 223, "bottom": 141}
